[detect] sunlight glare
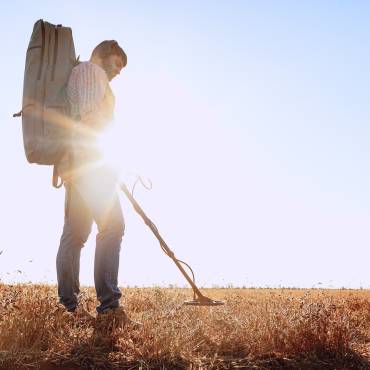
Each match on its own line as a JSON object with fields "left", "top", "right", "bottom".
{"left": 97, "top": 124, "right": 126, "bottom": 179}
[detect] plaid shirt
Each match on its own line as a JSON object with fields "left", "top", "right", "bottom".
{"left": 58, "top": 61, "right": 115, "bottom": 181}
{"left": 66, "top": 61, "right": 115, "bottom": 127}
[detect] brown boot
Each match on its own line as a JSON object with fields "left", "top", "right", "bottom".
{"left": 66, "top": 305, "right": 96, "bottom": 326}
{"left": 95, "top": 307, "right": 143, "bottom": 331}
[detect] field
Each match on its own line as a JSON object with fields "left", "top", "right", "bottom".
{"left": 0, "top": 284, "right": 369, "bottom": 369}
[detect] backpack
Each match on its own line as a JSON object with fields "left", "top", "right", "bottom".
{"left": 14, "top": 19, "right": 78, "bottom": 187}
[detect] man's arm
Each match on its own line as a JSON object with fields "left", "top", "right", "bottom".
{"left": 67, "top": 62, "right": 109, "bottom": 128}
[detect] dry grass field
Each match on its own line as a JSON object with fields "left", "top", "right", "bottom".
{"left": 0, "top": 284, "right": 369, "bottom": 369}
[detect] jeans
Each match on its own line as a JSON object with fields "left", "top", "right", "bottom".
{"left": 56, "top": 162, "right": 124, "bottom": 313}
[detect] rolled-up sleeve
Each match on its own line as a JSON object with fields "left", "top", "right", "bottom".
{"left": 67, "top": 62, "right": 108, "bottom": 120}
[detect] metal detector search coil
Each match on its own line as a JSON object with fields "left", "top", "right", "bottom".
{"left": 184, "top": 299, "right": 225, "bottom": 306}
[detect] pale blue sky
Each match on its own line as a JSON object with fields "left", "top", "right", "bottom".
{"left": 0, "top": 1, "right": 369, "bottom": 288}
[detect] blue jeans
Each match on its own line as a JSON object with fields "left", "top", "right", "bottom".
{"left": 56, "top": 163, "right": 124, "bottom": 313}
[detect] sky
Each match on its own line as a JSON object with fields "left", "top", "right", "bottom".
{"left": 0, "top": 1, "right": 369, "bottom": 289}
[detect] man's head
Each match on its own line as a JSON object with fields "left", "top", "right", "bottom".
{"left": 90, "top": 40, "right": 127, "bottom": 81}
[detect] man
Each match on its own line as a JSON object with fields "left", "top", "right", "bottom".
{"left": 56, "top": 40, "right": 140, "bottom": 328}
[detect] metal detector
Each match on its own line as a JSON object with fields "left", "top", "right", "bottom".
{"left": 120, "top": 181, "right": 224, "bottom": 307}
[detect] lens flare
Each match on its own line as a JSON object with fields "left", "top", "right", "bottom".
{"left": 97, "top": 125, "right": 125, "bottom": 178}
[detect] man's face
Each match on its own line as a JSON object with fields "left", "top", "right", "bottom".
{"left": 102, "top": 54, "right": 124, "bottom": 81}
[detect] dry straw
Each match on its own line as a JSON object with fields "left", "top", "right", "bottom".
{"left": 0, "top": 284, "right": 369, "bottom": 369}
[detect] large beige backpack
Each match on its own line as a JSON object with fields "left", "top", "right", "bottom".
{"left": 14, "top": 19, "right": 78, "bottom": 187}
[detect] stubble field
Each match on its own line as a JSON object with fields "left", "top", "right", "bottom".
{"left": 0, "top": 284, "right": 369, "bottom": 369}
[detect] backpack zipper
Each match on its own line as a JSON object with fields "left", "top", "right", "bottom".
{"left": 51, "top": 26, "right": 59, "bottom": 81}
{"left": 36, "top": 20, "right": 45, "bottom": 80}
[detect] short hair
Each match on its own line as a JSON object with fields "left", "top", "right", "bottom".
{"left": 91, "top": 40, "right": 127, "bottom": 67}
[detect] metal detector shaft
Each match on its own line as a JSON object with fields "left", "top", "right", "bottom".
{"left": 120, "top": 182, "right": 212, "bottom": 303}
